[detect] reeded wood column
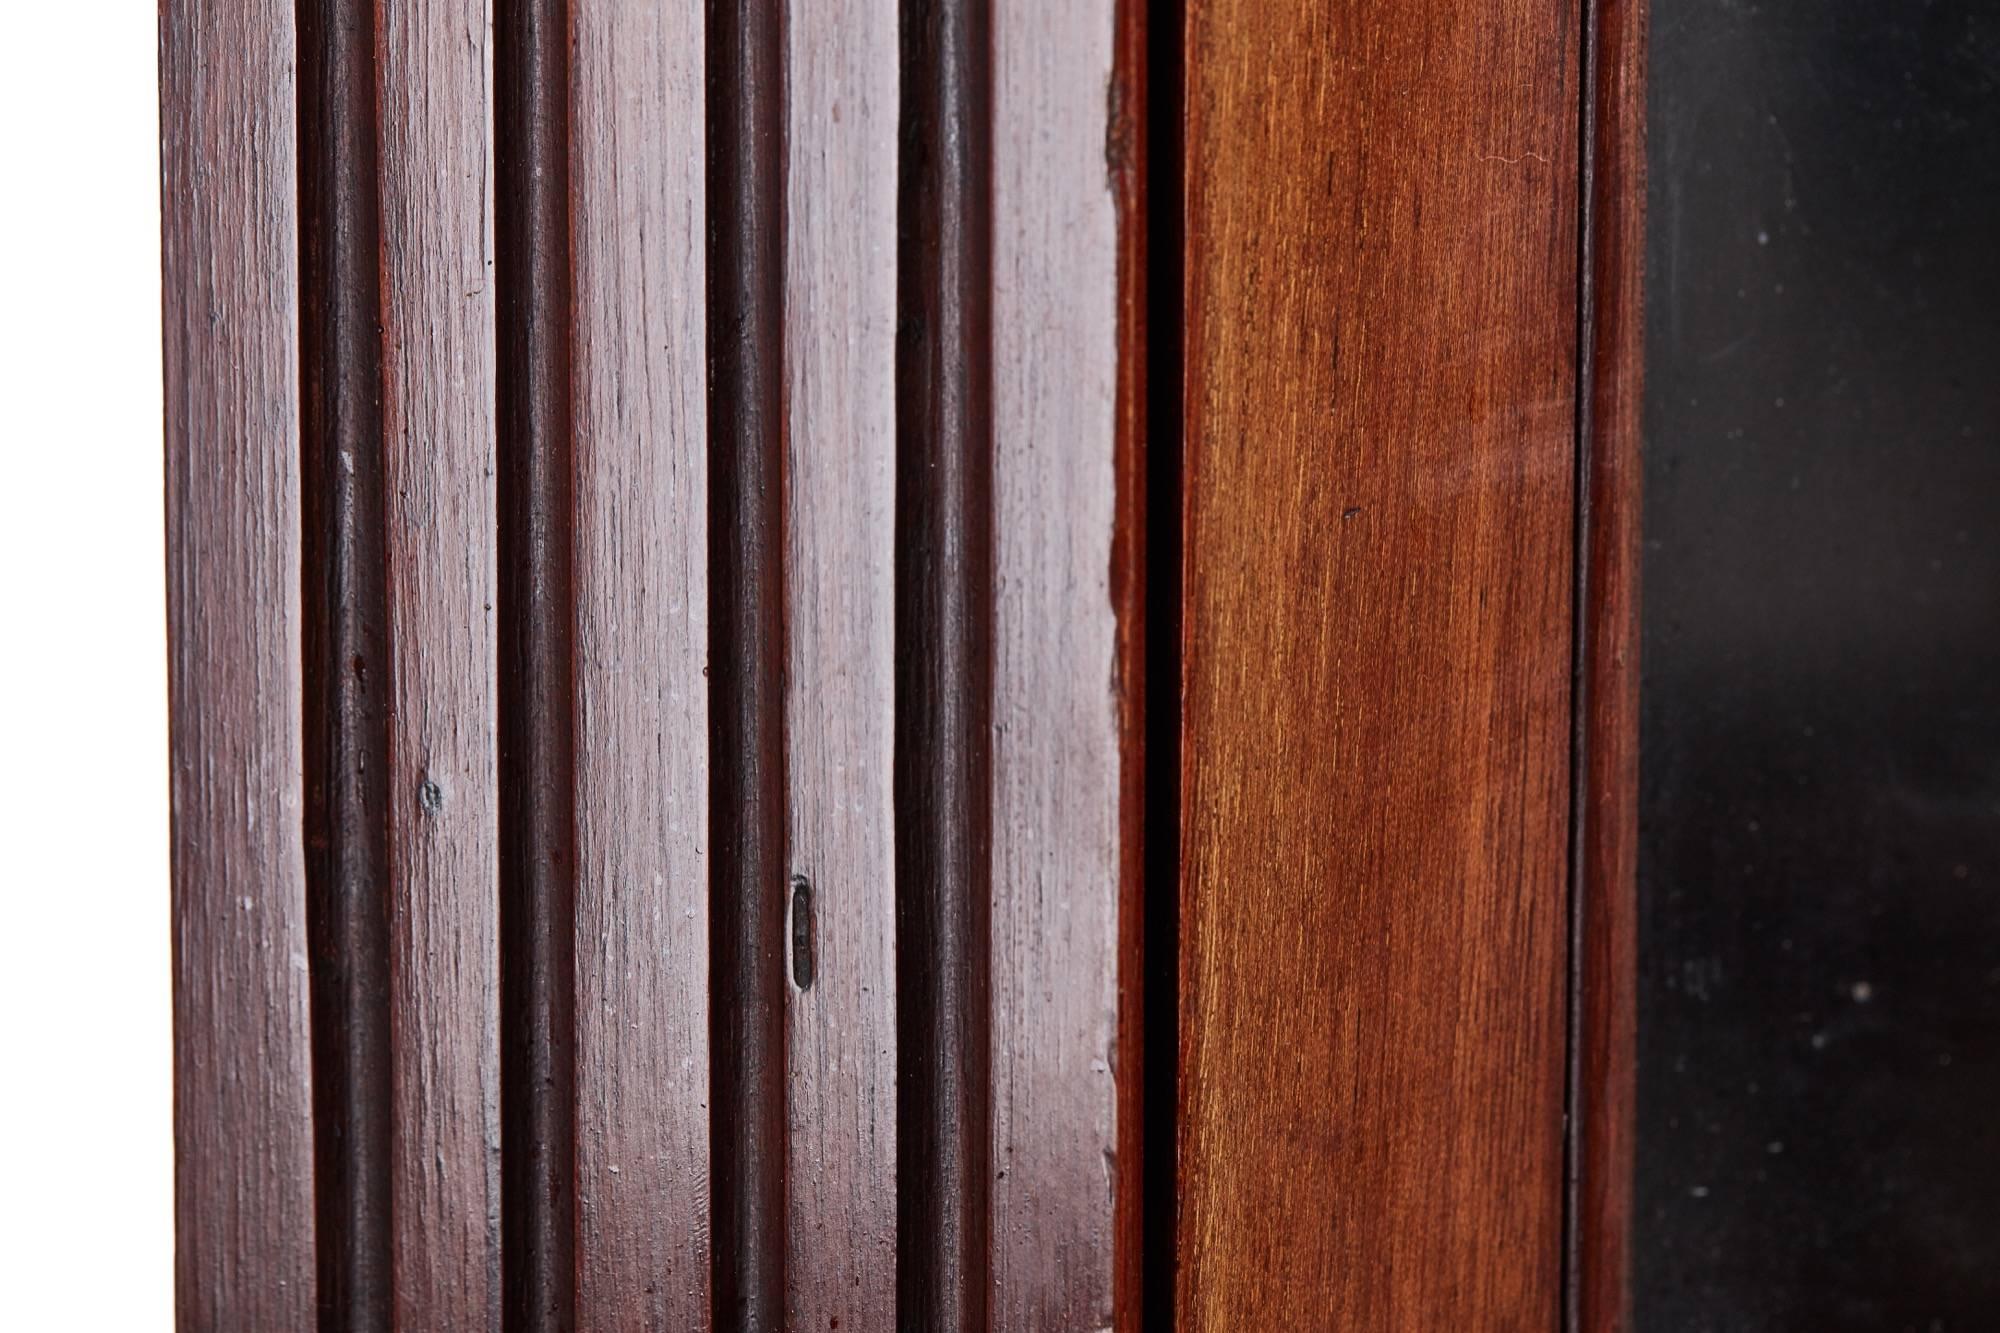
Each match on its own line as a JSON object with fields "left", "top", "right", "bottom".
{"left": 164, "top": 0, "right": 1144, "bottom": 1327}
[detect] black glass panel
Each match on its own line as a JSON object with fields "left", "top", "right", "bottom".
{"left": 1639, "top": 2, "right": 2000, "bottom": 1327}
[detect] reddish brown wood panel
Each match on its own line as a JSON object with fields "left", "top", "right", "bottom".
{"left": 567, "top": 2, "right": 713, "bottom": 1325}
{"left": 1176, "top": 0, "right": 1583, "bottom": 1325}
{"left": 989, "top": 0, "right": 1133, "bottom": 1326}
{"left": 161, "top": 3, "right": 317, "bottom": 1327}
{"left": 782, "top": 0, "right": 899, "bottom": 1328}
{"left": 1570, "top": 0, "right": 1646, "bottom": 1327}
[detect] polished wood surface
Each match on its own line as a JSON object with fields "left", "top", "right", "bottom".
{"left": 1177, "top": 0, "right": 1583, "bottom": 1324}
{"left": 161, "top": 3, "right": 317, "bottom": 1326}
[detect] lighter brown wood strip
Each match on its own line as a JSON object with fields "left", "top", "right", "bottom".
{"left": 990, "top": 0, "right": 1128, "bottom": 1325}
{"left": 568, "top": 1, "right": 712, "bottom": 1324}
{"left": 161, "top": 2, "right": 317, "bottom": 1326}
{"left": 375, "top": 0, "right": 502, "bottom": 1322}
{"left": 782, "top": 0, "right": 899, "bottom": 1327}
{"left": 1178, "top": 0, "right": 1582, "bottom": 1324}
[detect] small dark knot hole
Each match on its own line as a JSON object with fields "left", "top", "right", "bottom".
{"left": 418, "top": 776, "right": 445, "bottom": 816}
{"left": 790, "top": 875, "right": 816, "bottom": 991}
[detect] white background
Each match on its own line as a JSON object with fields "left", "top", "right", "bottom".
{"left": 0, "top": 6, "right": 174, "bottom": 1327}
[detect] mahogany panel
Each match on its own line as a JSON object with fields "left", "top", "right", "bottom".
{"left": 781, "top": 0, "right": 900, "bottom": 1328}
{"left": 1177, "top": 0, "right": 1582, "bottom": 1325}
{"left": 1569, "top": 0, "right": 1646, "bottom": 1327}
{"left": 567, "top": 1, "right": 713, "bottom": 1325}
{"left": 374, "top": 0, "right": 503, "bottom": 1322}
{"left": 161, "top": 2, "right": 317, "bottom": 1326}
{"left": 989, "top": 0, "right": 1133, "bottom": 1326}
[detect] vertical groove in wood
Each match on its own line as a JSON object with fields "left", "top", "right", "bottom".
{"left": 1177, "top": 0, "right": 1581, "bottom": 1325}
{"left": 495, "top": 0, "right": 577, "bottom": 1327}
{"left": 781, "top": 0, "right": 899, "bottom": 1326}
{"left": 708, "top": 0, "right": 791, "bottom": 1326}
{"left": 374, "top": 0, "right": 502, "bottom": 1323}
{"left": 1140, "top": 0, "right": 1185, "bottom": 1326}
{"left": 1140, "top": 0, "right": 1186, "bottom": 1325}
{"left": 988, "top": 0, "right": 1128, "bottom": 1325}
{"left": 162, "top": 2, "right": 318, "bottom": 1326}
{"left": 895, "top": 0, "right": 995, "bottom": 1324}
{"left": 296, "top": 0, "right": 393, "bottom": 1326}
{"left": 1566, "top": 0, "right": 1645, "bottom": 1327}
{"left": 566, "top": 0, "right": 712, "bottom": 1324}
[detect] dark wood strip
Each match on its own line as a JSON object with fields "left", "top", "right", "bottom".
{"left": 781, "top": 0, "right": 899, "bottom": 1327}
{"left": 496, "top": 0, "right": 578, "bottom": 1327}
{"left": 1177, "top": 0, "right": 1581, "bottom": 1323}
{"left": 1566, "top": 0, "right": 1645, "bottom": 1327}
{"left": 896, "top": 0, "right": 995, "bottom": 1324}
{"left": 162, "top": 3, "right": 317, "bottom": 1326}
{"left": 1111, "top": 0, "right": 1151, "bottom": 1326}
{"left": 709, "top": 0, "right": 791, "bottom": 1326}
{"left": 566, "top": 3, "right": 712, "bottom": 1324}
{"left": 374, "top": 1, "right": 502, "bottom": 1322}
{"left": 296, "top": 2, "right": 393, "bottom": 1326}
{"left": 987, "top": 0, "right": 1130, "bottom": 1325}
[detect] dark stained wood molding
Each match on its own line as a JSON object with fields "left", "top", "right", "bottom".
{"left": 296, "top": 0, "right": 394, "bottom": 1324}
{"left": 1566, "top": 0, "right": 1646, "bottom": 1327}
{"left": 1111, "top": 0, "right": 1154, "bottom": 1326}
{"left": 708, "top": 0, "right": 792, "bottom": 1325}
{"left": 162, "top": 3, "right": 318, "bottom": 1326}
{"left": 894, "top": 0, "right": 996, "bottom": 1324}
{"left": 494, "top": 0, "right": 578, "bottom": 1327}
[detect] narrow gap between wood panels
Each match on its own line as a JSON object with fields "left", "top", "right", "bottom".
{"left": 1139, "top": 0, "right": 1185, "bottom": 1322}
{"left": 893, "top": 0, "right": 998, "bottom": 1325}
{"left": 295, "top": 0, "right": 395, "bottom": 1326}
{"left": 1561, "top": 0, "right": 1603, "bottom": 1326}
{"left": 707, "top": 0, "right": 793, "bottom": 1326}
{"left": 494, "top": 0, "right": 580, "bottom": 1329}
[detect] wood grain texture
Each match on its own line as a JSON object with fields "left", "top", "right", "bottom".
{"left": 495, "top": 0, "right": 578, "bottom": 1326}
{"left": 375, "top": 0, "right": 502, "bottom": 1323}
{"left": 708, "top": 0, "right": 790, "bottom": 1324}
{"left": 1177, "top": 0, "right": 1582, "bottom": 1325}
{"left": 895, "top": 0, "right": 996, "bottom": 1328}
{"left": 989, "top": 0, "right": 1129, "bottom": 1326}
{"left": 782, "top": 0, "right": 900, "bottom": 1327}
{"left": 161, "top": 2, "right": 317, "bottom": 1326}
{"left": 1568, "top": 0, "right": 1645, "bottom": 1327}
{"left": 568, "top": 0, "right": 712, "bottom": 1325}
